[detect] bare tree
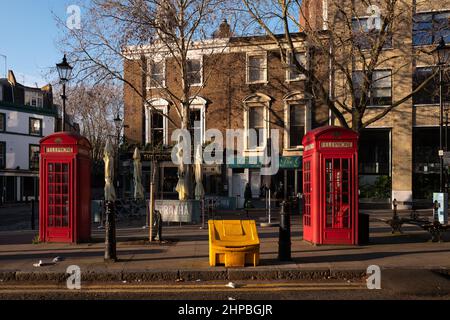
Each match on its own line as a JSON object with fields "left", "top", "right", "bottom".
{"left": 242, "top": 0, "right": 444, "bottom": 132}
{"left": 54, "top": 83, "right": 123, "bottom": 164}
{"left": 56, "top": 0, "right": 243, "bottom": 129}
{"left": 56, "top": 1, "right": 242, "bottom": 197}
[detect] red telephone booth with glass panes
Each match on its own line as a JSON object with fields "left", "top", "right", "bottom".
{"left": 39, "top": 132, "right": 92, "bottom": 243}
{"left": 302, "top": 126, "right": 359, "bottom": 245}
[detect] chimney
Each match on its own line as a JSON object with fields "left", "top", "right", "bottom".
{"left": 7, "top": 70, "right": 17, "bottom": 86}
{"left": 213, "top": 19, "right": 232, "bottom": 38}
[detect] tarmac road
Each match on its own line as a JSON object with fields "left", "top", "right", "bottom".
{"left": 0, "top": 270, "right": 449, "bottom": 300}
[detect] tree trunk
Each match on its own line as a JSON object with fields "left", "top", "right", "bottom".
{"left": 351, "top": 109, "right": 362, "bottom": 133}
{"left": 149, "top": 157, "right": 157, "bottom": 241}
{"left": 181, "top": 100, "right": 193, "bottom": 199}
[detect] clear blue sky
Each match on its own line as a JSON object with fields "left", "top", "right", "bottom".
{"left": 0, "top": 0, "right": 73, "bottom": 87}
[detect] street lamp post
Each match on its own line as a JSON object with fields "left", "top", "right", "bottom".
{"left": 114, "top": 115, "right": 123, "bottom": 192}
{"left": 434, "top": 37, "right": 450, "bottom": 191}
{"left": 56, "top": 55, "right": 73, "bottom": 132}
{"left": 113, "top": 114, "right": 129, "bottom": 194}
{"left": 433, "top": 36, "right": 449, "bottom": 224}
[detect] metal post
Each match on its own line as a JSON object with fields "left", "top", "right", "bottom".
{"left": 31, "top": 199, "right": 35, "bottom": 230}
{"left": 278, "top": 201, "right": 291, "bottom": 261}
{"left": 393, "top": 198, "right": 398, "bottom": 220}
{"left": 104, "top": 200, "right": 117, "bottom": 262}
{"left": 446, "top": 112, "right": 449, "bottom": 193}
{"left": 149, "top": 157, "right": 157, "bottom": 242}
{"left": 116, "top": 128, "right": 121, "bottom": 192}
{"left": 440, "top": 65, "right": 444, "bottom": 192}
{"left": 268, "top": 188, "right": 272, "bottom": 224}
{"left": 201, "top": 198, "right": 205, "bottom": 229}
{"left": 61, "top": 83, "right": 66, "bottom": 132}
{"left": 446, "top": 111, "right": 449, "bottom": 152}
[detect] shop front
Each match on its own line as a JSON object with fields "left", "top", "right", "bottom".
{"left": 227, "top": 156, "right": 302, "bottom": 208}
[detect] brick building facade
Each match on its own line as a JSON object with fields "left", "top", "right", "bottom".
{"left": 123, "top": 1, "right": 450, "bottom": 206}
{"left": 123, "top": 31, "right": 329, "bottom": 205}
{"left": 299, "top": 0, "right": 450, "bottom": 205}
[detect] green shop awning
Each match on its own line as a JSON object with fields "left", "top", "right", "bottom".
{"left": 227, "top": 156, "right": 302, "bottom": 169}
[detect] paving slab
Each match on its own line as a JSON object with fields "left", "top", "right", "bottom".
{"left": 0, "top": 210, "right": 448, "bottom": 282}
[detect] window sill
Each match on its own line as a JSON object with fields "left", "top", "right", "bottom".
{"left": 246, "top": 81, "right": 268, "bottom": 85}
{"left": 285, "top": 77, "right": 306, "bottom": 83}
{"left": 285, "top": 146, "right": 304, "bottom": 151}
{"left": 188, "top": 83, "right": 204, "bottom": 88}
{"left": 413, "top": 103, "right": 440, "bottom": 107}
{"left": 147, "top": 85, "right": 167, "bottom": 90}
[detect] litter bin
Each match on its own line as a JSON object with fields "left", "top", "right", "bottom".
{"left": 358, "top": 213, "right": 370, "bottom": 245}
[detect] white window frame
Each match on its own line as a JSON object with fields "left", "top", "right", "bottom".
{"left": 246, "top": 52, "right": 268, "bottom": 84}
{"left": 243, "top": 93, "right": 271, "bottom": 152}
{"left": 25, "top": 91, "right": 44, "bottom": 108}
{"left": 188, "top": 96, "right": 207, "bottom": 144}
{"left": 147, "top": 58, "right": 166, "bottom": 89}
{"left": 29, "top": 117, "right": 42, "bottom": 136}
{"left": 322, "top": 0, "right": 329, "bottom": 30}
{"left": 286, "top": 51, "right": 307, "bottom": 82}
{"left": 145, "top": 98, "right": 169, "bottom": 145}
{"left": 283, "top": 92, "right": 311, "bottom": 150}
{"left": 187, "top": 56, "right": 204, "bottom": 87}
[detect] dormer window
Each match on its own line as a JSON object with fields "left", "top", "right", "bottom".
{"left": 25, "top": 91, "right": 44, "bottom": 108}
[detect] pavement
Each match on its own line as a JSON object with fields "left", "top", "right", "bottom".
{"left": 0, "top": 207, "right": 449, "bottom": 284}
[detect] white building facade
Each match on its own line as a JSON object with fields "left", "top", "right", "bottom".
{"left": 0, "top": 105, "right": 57, "bottom": 202}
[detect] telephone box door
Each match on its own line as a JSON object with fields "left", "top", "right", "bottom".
{"left": 45, "top": 161, "right": 72, "bottom": 242}
{"left": 323, "top": 157, "right": 354, "bottom": 244}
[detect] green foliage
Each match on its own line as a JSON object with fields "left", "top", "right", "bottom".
{"left": 360, "top": 175, "right": 392, "bottom": 199}
{"left": 32, "top": 235, "right": 41, "bottom": 245}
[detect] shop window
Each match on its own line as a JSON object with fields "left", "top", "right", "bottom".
{"left": 29, "top": 145, "right": 40, "bottom": 170}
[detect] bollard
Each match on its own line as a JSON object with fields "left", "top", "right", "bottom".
{"left": 104, "top": 201, "right": 117, "bottom": 262}
{"left": 31, "top": 199, "right": 35, "bottom": 230}
{"left": 433, "top": 200, "right": 440, "bottom": 223}
{"left": 392, "top": 198, "right": 398, "bottom": 220}
{"left": 278, "top": 201, "right": 292, "bottom": 261}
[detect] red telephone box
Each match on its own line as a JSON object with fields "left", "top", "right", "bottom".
{"left": 302, "top": 126, "right": 359, "bottom": 245}
{"left": 39, "top": 132, "right": 92, "bottom": 243}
